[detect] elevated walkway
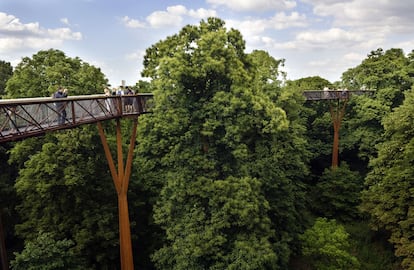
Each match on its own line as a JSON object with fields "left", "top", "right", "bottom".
{"left": 303, "top": 89, "right": 374, "bottom": 101}
{"left": 0, "top": 94, "right": 153, "bottom": 143}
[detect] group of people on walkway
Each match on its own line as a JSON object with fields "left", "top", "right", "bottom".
{"left": 103, "top": 85, "right": 136, "bottom": 113}
{"left": 51, "top": 84, "right": 138, "bottom": 126}
{"left": 104, "top": 85, "right": 134, "bottom": 97}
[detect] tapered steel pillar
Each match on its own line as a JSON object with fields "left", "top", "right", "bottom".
{"left": 97, "top": 118, "right": 138, "bottom": 270}
{"left": 329, "top": 99, "right": 347, "bottom": 169}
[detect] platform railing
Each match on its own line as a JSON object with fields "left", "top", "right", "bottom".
{"left": 0, "top": 94, "right": 153, "bottom": 143}
{"left": 303, "top": 90, "right": 374, "bottom": 101}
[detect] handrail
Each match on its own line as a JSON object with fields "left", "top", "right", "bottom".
{"left": 0, "top": 93, "right": 154, "bottom": 143}
{"left": 303, "top": 90, "right": 374, "bottom": 101}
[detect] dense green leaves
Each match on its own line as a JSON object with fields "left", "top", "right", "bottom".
{"left": 3, "top": 49, "right": 119, "bottom": 268}
{"left": 12, "top": 127, "right": 119, "bottom": 268}
{"left": 299, "top": 217, "right": 360, "bottom": 270}
{"left": 361, "top": 89, "right": 414, "bottom": 269}
{"left": 0, "top": 60, "right": 13, "bottom": 96}
{"left": 11, "top": 232, "right": 85, "bottom": 270}
{"left": 5, "top": 49, "right": 107, "bottom": 98}
{"left": 136, "top": 17, "right": 310, "bottom": 269}
{"left": 3, "top": 16, "right": 414, "bottom": 270}
{"left": 311, "top": 163, "right": 363, "bottom": 222}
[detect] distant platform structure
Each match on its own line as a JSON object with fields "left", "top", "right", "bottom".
{"left": 302, "top": 88, "right": 374, "bottom": 169}
{"left": 303, "top": 89, "right": 374, "bottom": 101}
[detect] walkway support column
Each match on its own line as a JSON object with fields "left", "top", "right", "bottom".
{"left": 97, "top": 118, "right": 138, "bottom": 270}
{"left": 329, "top": 99, "right": 347, "bottom": 169}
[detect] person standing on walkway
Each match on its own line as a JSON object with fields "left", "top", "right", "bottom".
{"left": 103, "top": 86, "right": 112, "bottom": 112}
{"left": 53, "top": 87, "right": 68, "bottom": 125}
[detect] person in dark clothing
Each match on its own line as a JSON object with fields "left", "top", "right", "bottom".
{"left": 53, "top": 87, "right": 68, "bottom": 125}
{"left": 124, "top": 86, "right": 134, "bottom": 113}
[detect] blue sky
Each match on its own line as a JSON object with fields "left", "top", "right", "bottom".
{"left": 1, "top": 0, "right": 414, "bottom": 88}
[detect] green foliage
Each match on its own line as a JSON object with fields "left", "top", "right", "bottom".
{"left": 341, "top": 94, "right": 389, "bottom": 163}
{"left": 136, "top": 17, "right": 311, "bottom": 269}
{"left": 338, "top": 48, "right": 414, "bottom": 164}
{"left": 299, "top": 217, "right": 360, "bottom": 270}
{"left": 361, "top": 89, "right": 414, "bottom": 269}
{"left": 286, "top": 76, "right": 333, "bottom": 91}
{"left": 12, "top": 127, "right": 119, "bottom": 268}
{"left": 152, "top": 175, "right": 277, "bottom": 269}
{"left": 311, "top": 163, "right": 363, "bottom": 222}
{"left": 0, "top": 60, "right": 13, "bottom": 96}
{"left": 2, "top": 49, "right": 119, "bottom": 267}
{"left": 342, "top": 48, "right": 414, "bottom": 94}
{"left": 288, "top": 76, "right": 337, "bottom": 168}
{"left": 5, "top": 49, "right": 107, "bottom": 98}
{"left": 11, "top": 232, "right": 85, "bottom": 270}
{"left": 134, "top": 79, "right": 153, "bottom": 93}
{"left": 345, "top": 221, "right": 400, "bottom": 270}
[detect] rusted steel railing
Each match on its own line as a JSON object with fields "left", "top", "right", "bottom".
{"left": 0, "top": 93, "right": 153, "bottom": 143}
{"left": 303, "top": 90, "right": 374, "bottom": 101}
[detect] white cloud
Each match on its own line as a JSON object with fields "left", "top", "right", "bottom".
{"left": 270, "top": 11, "right": 307, "bottom": 29}
{"left": 60, "top": 18, "right": 70, "bottom": 26}
{"left": 126, "top": 50, "right": 145, "bottom": 61}
{"left": 0, "top": 13, "right": 40, "bottom": 33}
{"left": 47, "top": 28, "right": 82, "bottom": 40}
{"left": 147, "top": 10, "right": 183, "bottom": 28}
{"left": 147, "top": 5, "right": 216, "bottom": 27}
{"left": 207, "top": 0, "right": 296, "bottom": 12}
{"left": 395, "top": 40, "right": 414, "bottom": 54}
{"left": 122, "top": 5, "right": 217, "bottom": 29}
{"left": 166, "top": 5, "right": 188, "bottom": 15}
{"left": 0, "top": 12, "right": 82, "bottom": 52}
{"left": 303, "top": 0, "right": 414, "bottom": 33}
{"left": 226, "top": 11, "right": 307, "bottom": 42}
{"left": 121, "top": 16, "right": 146, "bottom": 28}
{"left": 188, "top": 8, "right": 217, "bottom": 19}
{"left": 296, "top": 27, "right": 362, "bottom": 45}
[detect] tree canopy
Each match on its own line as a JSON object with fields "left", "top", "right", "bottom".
{"left": 3, "top": 18, "right": 414, "bottom": 270}
{"left": 0, "top": 60, "right": 13, "bottom": 96}
{"left": 361, "top": 88, "right": 414, "bottom": 269}
{"left": 5, "top": 49, "right": 107, "bottom": 98}
{"left": 134, "top": 17, "right": 310, "bottom": 269}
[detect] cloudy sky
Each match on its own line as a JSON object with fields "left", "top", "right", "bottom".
{"left": 1, "top": 0, "right": 414, "bottom": 87}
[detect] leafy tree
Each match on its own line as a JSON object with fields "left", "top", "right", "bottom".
{"left": 11, "top": 127, "right": 120, "bottom": 269}
{"left": 342, "top": 48, "right": 414, "bottom": 96}
{"left": 134, "top": 79, "right": 152, "bottom": 93}
{"left": 299, "top": 217, "right": 360, "bottom": 270}
{"left": 136, "top": 17, "right": 310, "bottom": 269}
{"left": 286, "top": 76, "right": 334, "bottom": 169}
{"left": 13, "top": 126, "right": 118, "bottom": 266}
{"left": 339, "top": 48, "right": 414, "bottom": 164}
{"left": 360, "top": 89, "right": 414, "bottom": 269}
{"left": 4, "top": 49, "right": 119, "bottom": 268}
{"left": 0, "top": 144, "right": 19, "bottom": 269}
{"left": 0, "top": 60, "right": 13, "bottom": 96}
{"left": 11, "top": 232, "right": 85, "bottom": 270}
{"left": 285, "top": 76, "right": 333, "bottom": 91}
{"left": 5, "top": 49, "right": 107, "bottom": 98}
{"left": 311, "top": 163, "right": 363, "bottom": 222}
{"left": 249, "top": 53, "right": 313, "bottom": 261}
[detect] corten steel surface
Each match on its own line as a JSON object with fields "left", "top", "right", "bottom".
{"left": 303, "top": 89, "right": 374, "bottom": 168}
{"left": 98, "top": 119, "right": 137, "bottom": 270}
{"left": 0, "top": 94, "right": 153, "bottom": 143}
